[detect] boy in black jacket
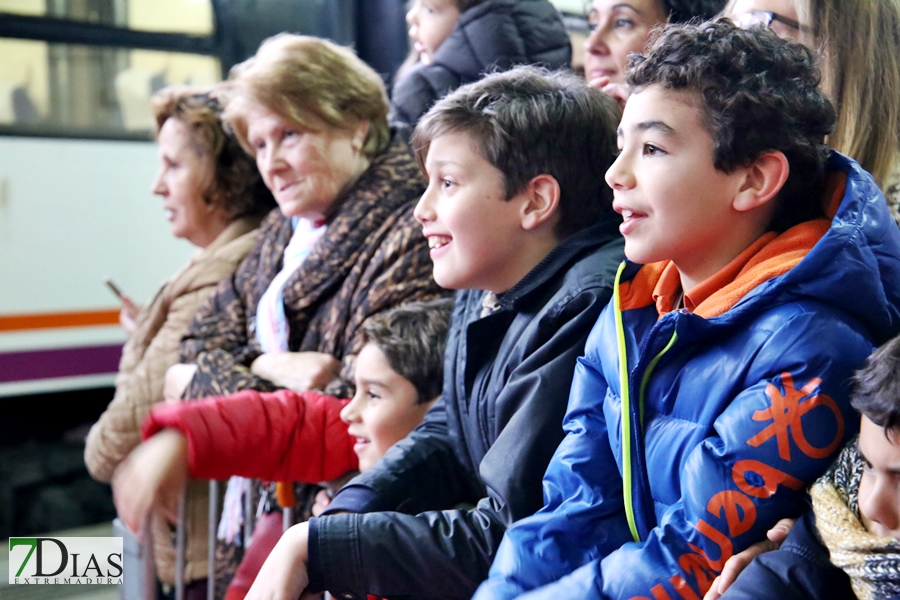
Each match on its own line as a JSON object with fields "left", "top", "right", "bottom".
{"left": 245, "top": 65, "right": 625, "bottom": 600}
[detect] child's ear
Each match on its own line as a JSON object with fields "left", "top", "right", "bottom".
{"left": 732, "top": 151, "right": 789, "bottom": 213}
{"left": 520, "top": 174, "right": 561, "bottom": 231}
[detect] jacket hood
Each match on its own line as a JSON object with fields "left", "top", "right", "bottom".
{"left": 432, "top": 0, "right": 570, "bottom": 80}
{"left": 621, "top": 152, "right": 900, "bottom": 344}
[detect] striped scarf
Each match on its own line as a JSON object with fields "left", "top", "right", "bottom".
{"left": 811, "top": 439, "right": 900, "bottom": 599}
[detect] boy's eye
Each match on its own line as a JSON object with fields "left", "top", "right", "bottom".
{"left": 441, "top": 178, "right": 456, "bottom": 189}
{"left": 252, "top": 139, "right": 266, "bottom": 151}
{"left": 367, "top": 389, "right": 381, "bottom": 401}
{"left": 643, "top": 143, "right": 664, "bottom": 156}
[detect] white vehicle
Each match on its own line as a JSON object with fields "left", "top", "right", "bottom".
{"left": 0, "top": 0, "right": 408, "bottom": 399}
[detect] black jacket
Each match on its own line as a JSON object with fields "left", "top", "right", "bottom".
{"left": 305, "top": 215, "right": 625, "bottom": 600}
{"left": 389, "top": 0, "right": 571, "bottom": 133}
{"left": 720, "top": 508, "right": 855, "bottom": 600}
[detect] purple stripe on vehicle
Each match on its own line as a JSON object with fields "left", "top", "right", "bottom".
{"left": 0, "top": 344, "right": 123, "bottom": 383}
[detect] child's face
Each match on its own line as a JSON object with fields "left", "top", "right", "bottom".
{"left": 406, "top": 0, "right": 461, "bottom": 66}
{"left": 414, "top": 131, "right": 534, "bottom": 293}
{"left": 584, "top": 0, "right": 668, "bottom": 85}
{"left": 605, "top": 85, "right": 748, "bottom": 285}
{"left": 341, "top": 342, "right": 434, "bottom": 472}
{"left": 858, "top": 415, "right": 900, "bottom": 540}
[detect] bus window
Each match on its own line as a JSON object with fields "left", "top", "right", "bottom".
{"left": 0, "top": 38, "right": 220, "bottom": 135}
{"left": 0, "top": 0, "right": 214, "bottom": 35}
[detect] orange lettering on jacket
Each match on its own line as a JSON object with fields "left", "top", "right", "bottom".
{"left": 732, "top": 459, "right": 804, "bottom": 498}
{"left": 630, "top": 372, "right": 844, "bottom": 600}
{"left": 707, "top": 491, "right": 756, "bottom": 537}
{"left": 746, "top": 373, "right": 844, "bottom": 461}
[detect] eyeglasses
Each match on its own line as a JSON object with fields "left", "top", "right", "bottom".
{"left": 734, "top": 10, "right": 810, "bottom": 33}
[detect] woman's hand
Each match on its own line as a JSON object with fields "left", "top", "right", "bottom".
{"left": 245, "top": 522, "right": 314, "bottom": 600}
{"left": 250, "top": 352, "right": 341, "bottom": 393}
{"left": 111, "top": 429, "right": 190, "bottom": 537}
{"left": 587, "top": 75, "right": 629, "bottom": 112}
{"left": 702, "top": 518, "right": 795, "bottom": 600}
{"left": 119, "top": 295, "right": 140, "bottom": 335}
{"left": 164, "top": 363, "right": 198, "bottom": 403}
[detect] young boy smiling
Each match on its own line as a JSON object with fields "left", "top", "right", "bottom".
{"left": 244, "top": 66, "right": 625, "bottom": 600}
{"left": 113, "top": 299, "right": 453, "bottom": 532}
{"left": 476, "top": 20, "right": 900, "bottom": 600}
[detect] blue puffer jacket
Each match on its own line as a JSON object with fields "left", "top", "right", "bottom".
{"left": 475, "top": 153, "right": 900, "bottom": 600}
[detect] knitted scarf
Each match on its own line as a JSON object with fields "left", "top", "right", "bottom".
{"left": 810, "top": 439, "right": 900, "bottom": 599}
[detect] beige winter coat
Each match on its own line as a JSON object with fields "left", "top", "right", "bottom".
{"left": 84, "top": 214, "right": 263, "bottom": 585}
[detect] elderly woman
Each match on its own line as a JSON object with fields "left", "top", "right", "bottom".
{"left": 85, "top": 86, "right": 275, "bottom": 597}
{"left": 135, "top": 34, "right": 442, "bottom": 597}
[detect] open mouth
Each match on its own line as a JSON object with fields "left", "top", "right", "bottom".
{"left": 428, "top": 235, "right": 451, "bottom": 250}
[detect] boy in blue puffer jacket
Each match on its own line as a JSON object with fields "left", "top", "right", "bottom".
{"left": 475, "top": 19, "right": 900, "bottom": 600}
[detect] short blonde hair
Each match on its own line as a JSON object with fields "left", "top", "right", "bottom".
{"left": 223, "top": 34, "right": 390, "bottom": 158}
{"left": 152, "top": 85, "right": 275, "bottom": 219}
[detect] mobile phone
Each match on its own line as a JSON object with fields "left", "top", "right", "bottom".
{"left": 104, "top": 277, "right": 125, "bottom": 300}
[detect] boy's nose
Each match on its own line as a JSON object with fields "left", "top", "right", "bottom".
{"left": 414, "top": 186, "right": 437, "bottom": 224}
{"left": 406, "top": 3, "right": 418, "bottom": 26}
{"left": 861, "top": 477, "right": 900, "bottom": 533}
{"left": 605, "top": 153, "right": 633, "bottom": 190}
{"left": 340, "top": 395, "right": 363, "bottom": 424}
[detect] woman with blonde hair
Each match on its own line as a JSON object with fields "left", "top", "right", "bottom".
{"left": 727, "top": 0, "right": 900, "bottom": 222}
{"left": 85, "top": 86, "right": 275, "bottom": 599}
{"left": 114, "top": 34, "right": 443, "bottom": 598}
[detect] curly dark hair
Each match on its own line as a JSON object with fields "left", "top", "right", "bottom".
{"left": 661, "top": 0, "right": 727, "bottom": 22}
{"left": 412, "top": 65, "right": 620, "bottom": 239}
{"left": 152, "top": 85, "right": 275, "bottom": 220}
{"left": 626, "top": 18, "right": 836, "bottom": 232}
{"left": 852, "top": 334, "right": 900, "bottom": 437}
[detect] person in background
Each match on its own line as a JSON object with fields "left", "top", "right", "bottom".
{"left": 391, "top": 0, "right": 571, "bottom": 134}
{"left": 583, "top": 0, "right": 726, "bottom": 107}
{"left": 725, "top": 0, "right": 900, "bottom": 224}
{"left": 475, "top": 20, "right": 900, "bottom": 600}
{"left": 715, "top": 335, "right": 900, "bottom": 600}
{"left": 84, "top": 85, "right": 276, "bottom": 600}
{"left": 160, "top": 34, "right": 443, "bottom": 598}
{"left": 111, "top": 298, "right": 453, "bottom": 600}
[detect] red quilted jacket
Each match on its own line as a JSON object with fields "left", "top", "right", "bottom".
{"left": 142, "top": 389, "right": 358, "bottom": 483}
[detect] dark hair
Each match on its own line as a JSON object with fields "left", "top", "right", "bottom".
{"left": 152, "top": 85, "right": 276, "bottom": 219}
{"left": 626, "top": 18, "right": 836, "bottom": 233}
{"left": 361, "top": 298, "right": 454, "bottom": 403}
{"left": 661, "top": 0, "right": 728, "bottom": 22}
{"left": 411, "top": 65, "right": 620, "bottom": 239}
{"left": 852, "top": 335, "right": 900, "bottom": 436}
